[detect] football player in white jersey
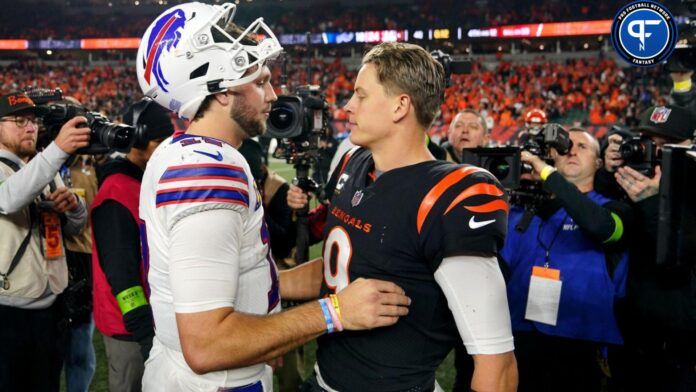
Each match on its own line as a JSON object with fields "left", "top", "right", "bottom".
{"left": 137, "top": 3, "right": 411, "bottom": 391}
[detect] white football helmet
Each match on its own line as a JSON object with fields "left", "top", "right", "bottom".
{"left": 137, "top": 2, "right": 282, "bottom": 119}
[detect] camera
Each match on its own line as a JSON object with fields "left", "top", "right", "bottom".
{"left": 519, "top": 123, "right": 573, "bottom": 161}
{"left": 618, "top": 136, "right": 660, "bottom": 176}
{"left": 463, "top": 124, "right": 572, "bottom": 229}
{"left": 267, "top": 85, "right": 330, "bottom": 170}
{"left": 267, "top": 85, "right": 328, "bottom": 140}
{"left": 430, "top": 50, "right": 472, "bottom": 86}
{"left": 24, "top": 87, "right": 135, "bottom": 155}
{"left": 463, "top": 123, "right": 572, "bottom": 189}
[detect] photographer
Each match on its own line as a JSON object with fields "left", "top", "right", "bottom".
{"left": 502, "top": 129, "right": 632, "bottom": 391}
{"left": 0, "top": 91, "right": 90, "bottom": 391}
{"left": 91, "top": 99, "right": 173, "bottom": 392}
{"left": 600, "top": 105, "right": 696, "bottom": 391}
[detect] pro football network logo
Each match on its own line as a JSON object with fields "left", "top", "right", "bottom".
{"left": 143, "top": 8, "right": 186, "bottom": 92}
{"left": 611, "top": 1, "right": 678, "bottom": 67}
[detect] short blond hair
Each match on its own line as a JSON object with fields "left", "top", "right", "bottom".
{"left": 362, "top": 42, "right": 444, "bottom": 128}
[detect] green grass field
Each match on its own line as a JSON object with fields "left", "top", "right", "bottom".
{"left": 68, "top": 158, "right": 456, "bottom": 391}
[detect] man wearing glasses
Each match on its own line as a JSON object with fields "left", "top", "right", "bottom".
{"left": 0, "top": 91, "right": 91, "bottom": 391}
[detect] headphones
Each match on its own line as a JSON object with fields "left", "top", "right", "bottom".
{"left": 130, "top": 97, "right": 154, "bottom": 150}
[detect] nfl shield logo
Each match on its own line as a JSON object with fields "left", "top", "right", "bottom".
{"left": 650, "top": 107, "right": 671, "bottom": 123}
{"left": 351, "top": 190, "right": 364, "bottom": 207}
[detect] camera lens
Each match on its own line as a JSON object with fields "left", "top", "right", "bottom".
{"left": 92, "top": 120, "right": 134, "bottom": 153}
{"left": 619, "top": 140, "right": 645, "bottom": 162}
{"left": 269, "top": 105, "right": 295, "bottom": 131}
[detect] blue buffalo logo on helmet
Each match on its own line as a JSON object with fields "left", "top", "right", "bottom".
{"left": 143, "top": 9, "right": 187, "bottom": 92}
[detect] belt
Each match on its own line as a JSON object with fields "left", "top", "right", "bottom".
{"left": 217, "top": 380, "right": 263, "bottom": 392}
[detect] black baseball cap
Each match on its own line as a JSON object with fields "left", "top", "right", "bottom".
{"left": 0, "top": 92, "right": 43, "bottom": 118}
{"left": 634, "top": 105, "right": 696, "bottom": 142}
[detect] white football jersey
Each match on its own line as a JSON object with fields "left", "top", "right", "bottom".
{"left": 140, "top": 133, "right": 280, "bottom": 388}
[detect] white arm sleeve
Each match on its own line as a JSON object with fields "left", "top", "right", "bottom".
{"left": 169, "top": 208, "right": 243, "bottom": 313}
{"left": 434, "top": 255, "right": 514, "bottom": 355}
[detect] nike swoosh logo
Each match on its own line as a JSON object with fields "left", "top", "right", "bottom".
{"left": 469, "top": 216, "right": 496, "bottom": 229}
{"left": 193, "top": 150, "right": 223, "bottom": 161}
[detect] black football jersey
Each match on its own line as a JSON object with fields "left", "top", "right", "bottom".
{"left": 316, "top": 148, "right": 508, "bottom": 391}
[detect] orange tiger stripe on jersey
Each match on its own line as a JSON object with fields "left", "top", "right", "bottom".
{"left": 417, "top": 166, "right": 483, "bottom": 234}
{"left": 464, "top": 199, "right": 509, "bottom": 214}
{"left": 444, "top": 183, "right": 504, "bottom": 215}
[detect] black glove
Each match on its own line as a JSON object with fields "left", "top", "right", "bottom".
{"left": 123, "top": 305, "right": 155, "bottom": 361}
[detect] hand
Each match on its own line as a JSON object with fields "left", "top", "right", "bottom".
{"left": 670, "top": 71, "right": 694, "bottom": 84}
{"left": 604, "top": 134, "right": 624, "bottom": 172}
{"left": 48, "top": 187, "right": 79, "bottom": 213}
{"left": 336, "top": 278, "right": 410, "bottom": 330}
{"left": 54, "top": 116, "right": 91, "bottom": 154}
{"left": 520, "top": 151, "right": 546, "bottom": 181}
{"left": 615, "top": 165, "right": 661, "bottom": 202}
{"left": 287, "top": 184, "right": 311, "bottom": 209}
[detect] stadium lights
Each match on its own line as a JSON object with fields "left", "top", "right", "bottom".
{"left": 46, "top": 50, "right": 52, "bottom": 56}
{"left": 583, "top": 43, "right": 589, "bottom": 49}
{"left": 539, "top": 44, "right": 545, "bottom": 50}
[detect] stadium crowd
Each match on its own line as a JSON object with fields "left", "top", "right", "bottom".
{"left": 0, "top": 57, "right": 673, "bottom": 141}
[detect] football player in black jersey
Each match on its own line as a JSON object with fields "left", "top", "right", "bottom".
{"left": 288, "top": 42, "right": 517, "bottom": 391}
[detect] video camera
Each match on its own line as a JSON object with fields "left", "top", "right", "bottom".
{"left": 430, "top": 50, "right": 472, "bottom": 86}
{"left": 267, "top": 84, "right": 330, "bottom": 192}
{"left": 23, "top": 87, "right": 135, "bottom": 155}
{"left": 463, "top": 123, "right": 572, "bottom": 230}
{"left": 463, "top": 123, "right": 572, "bottom": 189}
{"left": 618, "top": 135, "right": 660, "bottom": 176}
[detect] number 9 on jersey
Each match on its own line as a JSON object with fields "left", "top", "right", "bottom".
{"left": 323, "top": 226, "right": 352, "bottom": 292}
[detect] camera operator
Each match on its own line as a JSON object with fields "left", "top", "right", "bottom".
{"left": 598, "top": 105, "right": 696, "bottom": 391}
{"left": 91, "top": 99, "right": 173, "bottom": 392}
{"left": 441, "top": 109, "right": 491, "bottom": 163}
{"left": 0, "top": 91, "right": 90, "bottom": 391}
{"left": 501, "top": 129, "right": 632, "bottom": 392}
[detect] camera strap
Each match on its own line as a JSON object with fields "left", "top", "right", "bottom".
{"left": 0, "top": 157, "right": 37, "bottom": 291}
